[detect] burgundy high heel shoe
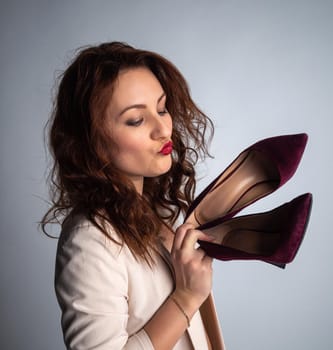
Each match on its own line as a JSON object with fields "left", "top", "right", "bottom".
{"left": 197, "top": 193, "right": 312, "bottom": 268}
{"left": 185, "top": 133, "right": 308, "bottom": 226}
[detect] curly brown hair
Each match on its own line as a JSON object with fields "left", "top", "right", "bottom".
{"left": 42, "top": 42, "right": 214, "bottom": 264}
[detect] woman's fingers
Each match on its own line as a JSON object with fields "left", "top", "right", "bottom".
{"left": 171, "top": 224, "right": 214, "bottom": 309}
{"left": 180, "top": 228, "right": 215, "bottom": 251}
{"left": 172, "top": 224, "right": 214, "bottom": 270}
{"left": 172, "top": 223, "right": 216, "bottom": 263}
{"left": 171, "top": 223, "right": 195, "bottom": 253}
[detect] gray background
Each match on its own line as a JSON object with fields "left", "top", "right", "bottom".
{"left": 1, "top": 0, "right": 332, "bottom": 349}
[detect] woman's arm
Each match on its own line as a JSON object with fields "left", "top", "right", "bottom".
{"left": 55, "top": 221, "right": 154, "bottom": 350}
{"left": 144, "top": 223, "right": 213, "bottom": 349}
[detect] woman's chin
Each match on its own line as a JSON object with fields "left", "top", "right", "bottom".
{"left": 148, "top": 161, "right": 173, "bottom": 178}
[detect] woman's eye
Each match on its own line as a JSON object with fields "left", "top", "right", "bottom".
{"left": 125, "top": 118, "right": 143, "bottom": 127}
{"left": 158, "top": 109, "right": 168, "bottom": 116}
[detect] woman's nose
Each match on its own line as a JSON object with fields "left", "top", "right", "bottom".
{"left": 150, "top": 113, "right": 172, "bottom": 140}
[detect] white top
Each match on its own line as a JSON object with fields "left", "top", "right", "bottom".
{"left": 55, "top": 214, "right": 211, "bottom": 349}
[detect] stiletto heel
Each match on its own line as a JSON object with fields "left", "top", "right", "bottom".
{"left": 185, "top": 133, "right": 308, "bottom": 226}
{"left": 197, "top": 193, "right": 313, "bottom": 267}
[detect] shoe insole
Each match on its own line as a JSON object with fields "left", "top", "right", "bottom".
{"left": 187, "top": 150, "right": 280, "bottom": 226}
{"left": 201, "top": 203, "right": 288, "bottom": 255}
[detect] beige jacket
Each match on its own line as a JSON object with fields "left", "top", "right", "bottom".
{"left": 55, "top": 214, "right": 225, "bottom": 349}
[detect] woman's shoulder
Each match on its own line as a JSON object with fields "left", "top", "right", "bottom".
{"left": 57, "top": 212, "right": 124, "bottom": 261}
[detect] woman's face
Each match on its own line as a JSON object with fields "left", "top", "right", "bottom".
{"left": 106, "top": 67, "right": 173, "bottom": 193}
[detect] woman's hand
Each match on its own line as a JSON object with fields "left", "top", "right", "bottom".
{"left": 144, "top": 223, "right": 214, "bottom": 348}
{"left": 171, "top": 223, "right": 214, "bottom": 316}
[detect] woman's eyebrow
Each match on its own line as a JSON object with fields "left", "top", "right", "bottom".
{"left": 117, "top": 92, "right": 166, "bottom": 117}
{"left": 157, "top": 92, "right": 166, "bottom": 103}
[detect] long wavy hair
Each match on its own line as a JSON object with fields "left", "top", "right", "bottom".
{"left": 42, "top": 42, "right": 214, "bottom": 264}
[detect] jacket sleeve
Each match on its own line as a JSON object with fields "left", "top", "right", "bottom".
{"left": 54, "top": 222, "right": 154, "bottom": 350}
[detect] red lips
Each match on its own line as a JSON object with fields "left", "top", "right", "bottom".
{"left": 159, "top": 141, "right": 173, "bottom": 155}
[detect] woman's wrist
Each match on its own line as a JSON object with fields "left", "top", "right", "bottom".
{"left": 171, "top": 289, "right": 204, "bottom": 322}
{"left": 170, "top": 295, "right": 191, "bottom": 327}
{"left": 144, "top": 290, "right": 198, "bottom": 349}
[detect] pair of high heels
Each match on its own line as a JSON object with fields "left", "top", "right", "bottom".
{"left": 184, "top": 133, "right": 312, "bottom": 268}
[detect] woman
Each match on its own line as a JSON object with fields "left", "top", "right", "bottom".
{"left": 43, "top": 42, "right": 225, "bottom": 349}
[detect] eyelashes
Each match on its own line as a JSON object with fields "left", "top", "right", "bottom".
{"left": 125, "top": 108, "right": 169, "bottom": 127}
{"left": 158, "top": 109, "right": 168, "bottom": 116}
{"left": 125, "top": 118, "right": 143, "bottom": 127}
